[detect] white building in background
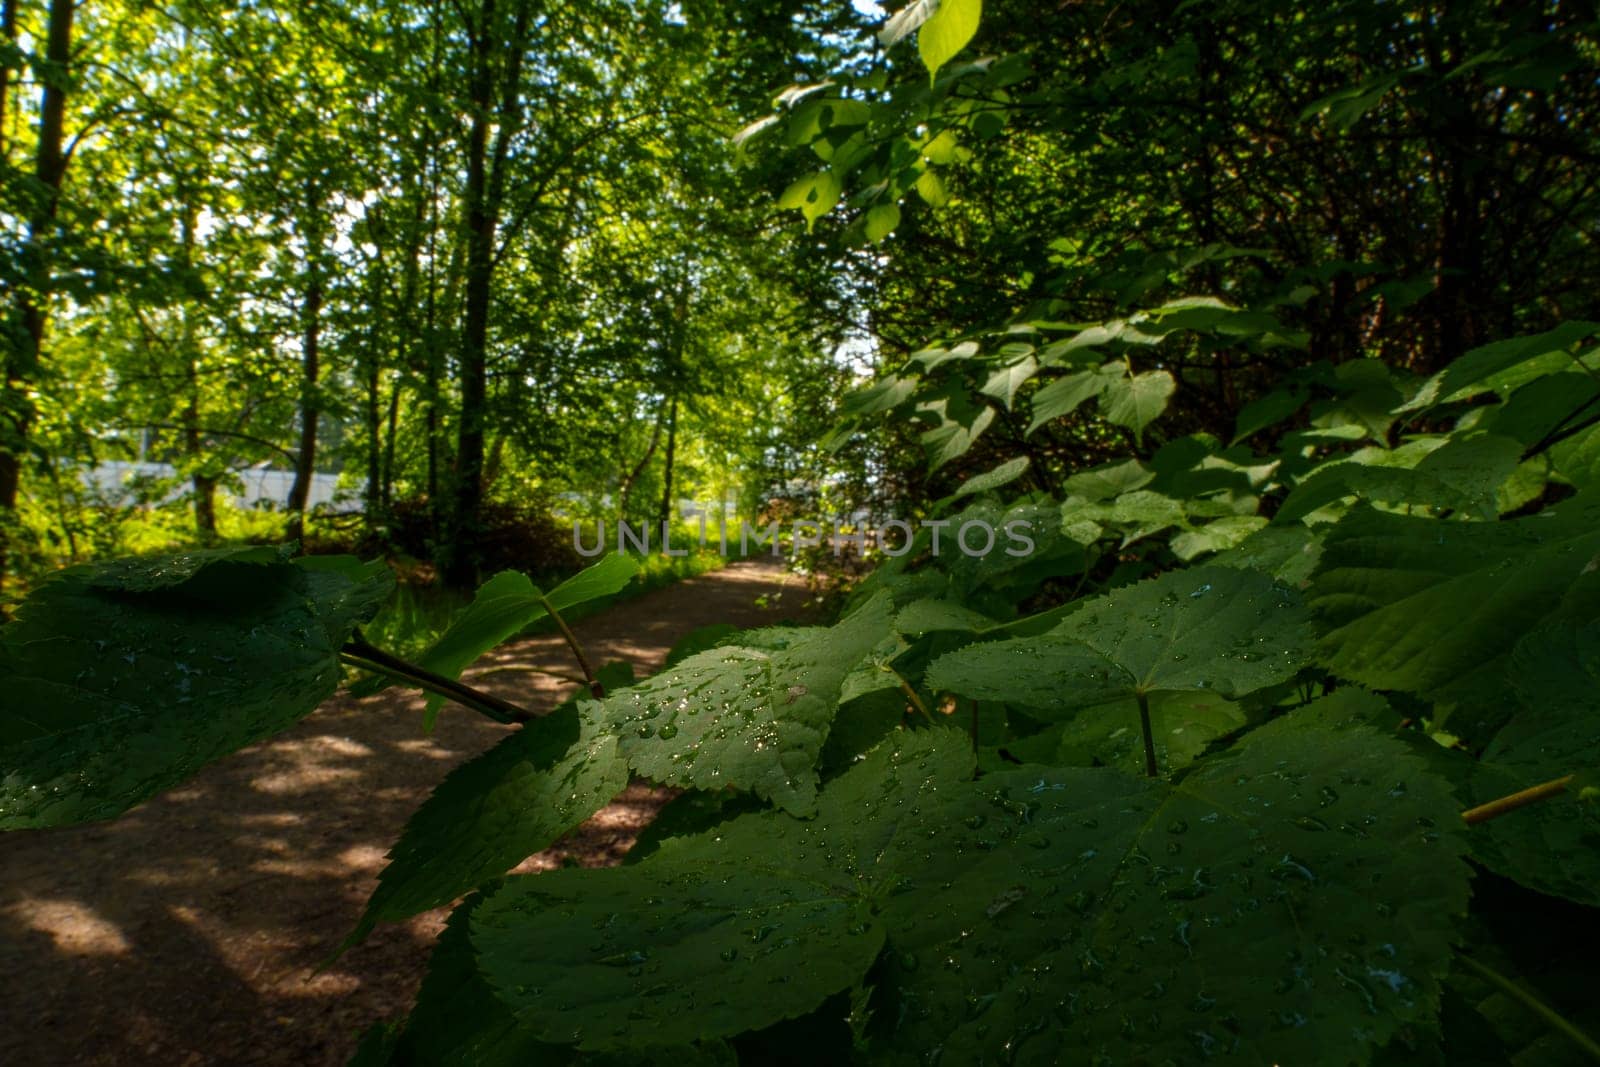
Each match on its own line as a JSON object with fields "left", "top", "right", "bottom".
{"left": 82, "top": 461, "right": 346, "bottom": 512}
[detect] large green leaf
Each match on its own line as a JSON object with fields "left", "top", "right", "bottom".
{"left": 1100, "top": 368, "right": 1176, "bottom": 440}
{"left": 918, "top": 389, "right": 995, "bottom": 470}
{"left": 599, "top": 592, "right": 895, "bottom": 813}
{"left": 473, "top": 721, "right": 1467, "bottom": 1062}
{"left": 1276, "top": 434, "right": 1523, "bottom": 523}
{"left": 1307, "top": 493, "right": 1600, "bottom": 698}
{"left": 939, "top": 455, "right": 1031, "bottom": 505}
{"left": 345, "top": 701, "right": 628, "bottom": 945}
{"left": 979, "top": 354, "right": 1038, "bottom": 410}
{"left": 470, "top": 731, "right": 971, "bottom": 1049}
{"left": 1027, "top": 364, "right": 1120, "bottom": 434}
{"left": 918, "top": 0, "right": 981, "bottom": 81}
{"left": 387, "top": 892, "right": 735, "bottom": 1066}
{"left": 1005, "top": 689, "right": 1246, "bottom": 776}
{"left": 777, "top": 170, "right": 843, "bottom": 230}
{"left": 1400, "top": 322, "right": 1599, "bottom": 412}
{"left": 926, "top": 566, "right": 1312, "bottom": 718}
{"left": 0, "top": 550, "right": 391, "bottom": 829}
{"left": 1464, "top": 622, "right": 1600, "bottom": 907}
{"left": 875, "top": 716, "right": 1470, "bottom": 1062}
{"left": 1212, "top": 524, "right": 1325, "bottom": 586}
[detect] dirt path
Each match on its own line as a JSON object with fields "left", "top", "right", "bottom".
{"left": 0, "top": 559, "right": 813, "bottom": 1067}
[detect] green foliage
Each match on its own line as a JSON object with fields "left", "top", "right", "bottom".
{"left": 363, "top": 554, "right": 639, "bottom": 723}
{"left": 7, "top": 0, "right": 1600, "bottom": 1062}
{"left": 601, "top": 592, "right": 894, "bottom": 814}
{"left": 927, "top": 566, "right": 1312, "bottom": 713}
{"left": 0, "top": 547, "right": 389, "bottom": 828}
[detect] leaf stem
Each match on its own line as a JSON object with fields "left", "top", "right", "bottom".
{"left": 1456, "top": 953, "right": 1600, "bottom": 1063}
{"left": 537, "top": 594, "right": 603, "bottom": 698}
{"left": 340, "top": 633, "right": 533, "bottom": 725}
{"left": 894, "top": 671, "right": 935, "bottom": 723}
{"left": 1461, "top": 775, "right": 1574, "bottom": 826}
{"left": 1136, "top": 690, "right": 1158, "bottom": 778}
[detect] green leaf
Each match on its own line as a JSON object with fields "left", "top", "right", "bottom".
{"left": 926, "top": 566, "right": 1312, "bottom": 718}
{"left": 599, "top": 592, "right": 895, "bottom": 813}
{"left": 79, "top": 543, "right": 294, "bottom": 590}
{"left": 1401, "top": 322, "right": 1600, "bottom": 412}
{"left": 917, "top": 389, "right": 994, "bottom": 470}
{"left": 1170, "top": 515, "right": 1270, "bottom": 560}
{"left": 1276, "top": 434, "right": 1523, "bottom": 523}
{"left": 547, "top": 553, "right": 642, "bottom": 613}
{"left": 1100, "top": 369, "right": 1176, "bottom": 440}
{"left": 1027, "top": 364, "right": 1121, "bottom": 434}
{"left": 941, "top": 455, "right": 1030, "bottom": 504}
{"left": 346, "top": 702, "right": 628, "bottom": 944}
{"left": 1465, "top": 622, "right": 1600, "bottom": 907}
{"left": 894, "top": 597, "right": 995, "bottom": 635}
{"left": 837, "top": 374, "right": 917, "bottom": 420}
{"left": 1307, "top": 493, "right": 1600, "bottom": 698}
{"left": 470, "top": 732, "right": 971, "bottom": 1049}
{"left": 405, "top": 570, "right": 546, "bottom": 695}
{"left": 1232, "top": 387, "right": 1307, "bottom": 443}
{"left": 473, "top": 722, "right": 1466, "bottom": 1062}
{"left": 917, "top": 0, "right": 981, "bottom": 81}
{"left": 0, "top": 552, "right": 390, "bottom": 829}
{"left": 876, "top": 716, "right": 1469, "bottom": 1062}
{"left": 1062, "top": 458, "right": 1155, "bottom": 501}
{"left": 978, "top": 354, "right": 1038, "bottom": 410}
{"left": 913, "top": 168, "right": 948, "bottom": 206}
{"left": 392, "top": 891, "right": 735, "bottom": 1066}
{"left": 863, "top": 202, "right": 901, "bottom": 243}
{"left": 398, "top": 554, "right": 638, "bottom": 722}
{"left": 1010, "top": 689, "right": 1246, "bottom": 776}
{"left": 777, "top": 170, "right": 843, "bottom": 230}
{"left": 1211, "top": 525, "right": 1324, "bottom": 586}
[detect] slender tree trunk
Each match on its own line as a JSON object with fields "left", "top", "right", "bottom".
{"left": 0, "top": 0, "right": 73, "bottom": 603}
{"left": 382, "top": 379, "right": 401, "bottom": 510}
{"left": 0, "top": 0, "right": 17, "bottom": 162}
{"left": 361, "top": 243, "right": 385, "bottom": 521}
{"left": 286, "top": 187, "right": 325, "bottom": 542}
{"left": 657, "top": 394, "right": 679, "bottom": 530}
{"left": 183, "top": 372, "right": 218, "bottom": 541}
{"left": 444, "top": 0, "right": 530, "bottom": 586}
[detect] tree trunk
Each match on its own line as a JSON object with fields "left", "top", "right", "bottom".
{"left": 657, "top": 393, "right": 679, "bottom": 530}
{"left": 183, "top": 376, "right": 218, "bottom": 542}
{"left": 0, "top": 0, "right": 73, "bottom": 603}
{"left": 444, "top": 0, "right": 531, "bottom": 587}
{"left": 285, "top": 185, "right": 325, "bottom": 543}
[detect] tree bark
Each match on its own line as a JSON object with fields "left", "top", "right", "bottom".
{"left": 285, "top": 183, "right": 326, "bottom": 542}
{"left": 0, "top": 0, "right": 73, "bottom": 602}
{"left": 444, "top": 0, "right": 531, "bottom": 586}
{"left": 657, "top": 393, "right": 679, "bottom": 530}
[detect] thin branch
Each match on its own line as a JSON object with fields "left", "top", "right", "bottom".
{"left": 1461, "top": 775, "right": 1574, "bottom": 826}
{"left": 1455, "top": 954, "right": 1600, "bottom": 1063}
{"left": 536, "top": 595, "right": 602, "bottom": 698}
{"left": 341, "top": 632, "right": 533, "bottom": 724}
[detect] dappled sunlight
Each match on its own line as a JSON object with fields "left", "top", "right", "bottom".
{"left": 7, "top": 898, "right": 131, "bottom": 956}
